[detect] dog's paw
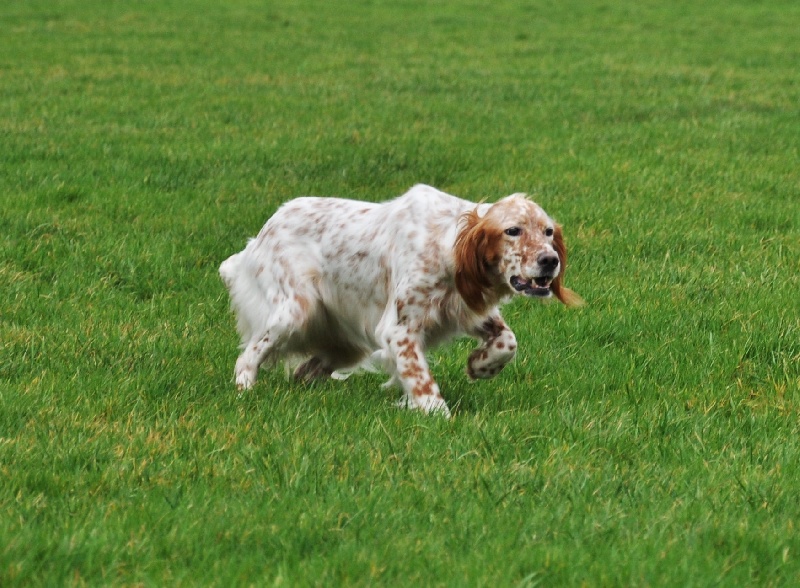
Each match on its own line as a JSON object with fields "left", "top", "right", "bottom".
{"left": 234, "top": 359, "right": 257, "bottom": 391}
{"left": 396, "top": 392, "right": 451, "bottom": 418}
{"left": 466, "top": 363, "right": 505, "bottom": 380}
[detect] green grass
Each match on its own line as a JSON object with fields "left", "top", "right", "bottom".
{"left": 2, "top": 0, "right": 799, "bottom": 584}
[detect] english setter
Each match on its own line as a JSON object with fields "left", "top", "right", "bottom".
{"left": 220, "top": 184, "right": 582, "bottom": 417}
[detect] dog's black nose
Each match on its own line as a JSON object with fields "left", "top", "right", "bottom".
{"left": 537, "top": 253, "right": 559, "bottom": 272}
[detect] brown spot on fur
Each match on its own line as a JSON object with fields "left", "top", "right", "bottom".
{"left": 294, "top": 294, "right": 310, "bottom": 313}
{"left": 256, "top": 225, "right": 275, "bottom": 246}
{"left": 398, "top": 341, "right": 418, "bottom": 361}
{"left": 414, "top": 380, "right": 434, "bottom": 396}
{"left": 401, "top": 364, "right": 424, "bottom": 378}
{"left": 480, "top": 317, "right": 504, "bottom": 338}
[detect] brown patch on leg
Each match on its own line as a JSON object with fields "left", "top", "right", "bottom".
{"left": 413, "top": 379, "right": 435, "bottom": 397}
{"left": 479, "top": 316, "right": 505, "bottom": 338}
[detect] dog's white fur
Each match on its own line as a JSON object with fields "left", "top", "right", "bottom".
{"left": 220, "top": 184, "right": 581, "bottom": 417}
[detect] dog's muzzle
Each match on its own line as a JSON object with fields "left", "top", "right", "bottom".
{"left": 510, "top": 275, "right": 553, "bottom": 297}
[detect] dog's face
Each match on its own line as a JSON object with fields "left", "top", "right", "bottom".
{"left": 454, "top": 194, "right": 583, "bottom": 312}
{"left": 483, "top": 195, "right": 561, "bottom": 299}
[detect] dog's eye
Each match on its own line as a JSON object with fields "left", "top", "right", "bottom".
{"left": 544, "top": 227, "right": 554, "bottom": 237}
{"left": 504, "top": 227, "right": 522, "bottom": 237}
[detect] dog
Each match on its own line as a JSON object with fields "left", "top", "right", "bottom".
{"left": 220, "top": 184, "right": 582, "bottom": 417}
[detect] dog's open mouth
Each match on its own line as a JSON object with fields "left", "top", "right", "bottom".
{"left": 510, "top": 275, "right": 553, "bottom": 297}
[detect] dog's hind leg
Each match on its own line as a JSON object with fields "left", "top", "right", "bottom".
{"left": 293, "top": 357, "right": 333, "bottom": 382}
{"left": 235, "top": 332, "right": 279, "bottom": 390}
{"left": 234, "top": 294, "right": 311, "bottom": 390}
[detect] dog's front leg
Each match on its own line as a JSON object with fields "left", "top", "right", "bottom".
{"left": 386, "top": 326, "right": 451, "bottom": 418}
{"left": 467, "top": 315, "right": 517, "bottom": 380}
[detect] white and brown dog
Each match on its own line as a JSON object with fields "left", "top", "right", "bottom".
{"left": 220, "top": 184, "right": 582, "bottom": 417}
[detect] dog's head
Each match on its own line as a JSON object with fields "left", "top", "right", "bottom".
{"left": 454, "top": 194, "right": 583, "bottom": 313}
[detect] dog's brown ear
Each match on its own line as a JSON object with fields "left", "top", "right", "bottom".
{"left": 551, "top": 224, "right": 584, "bottom": 307}
{"left": 454, "top": 209, "right": 502, "bottom": 313}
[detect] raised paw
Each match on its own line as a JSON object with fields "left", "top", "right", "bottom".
{"left": 467, "top": 330, "right": 517, "bottom": 380}
{"left": 467, "top": 362, "right": 506, "bottom": 380}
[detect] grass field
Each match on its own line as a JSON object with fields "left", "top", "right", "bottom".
{"left": 2, "top": 0, "right": 799, "bottom": 585}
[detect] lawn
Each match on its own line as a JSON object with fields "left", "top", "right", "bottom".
{"left": 2, "top": 0, "right": 799, "bottom": 585}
